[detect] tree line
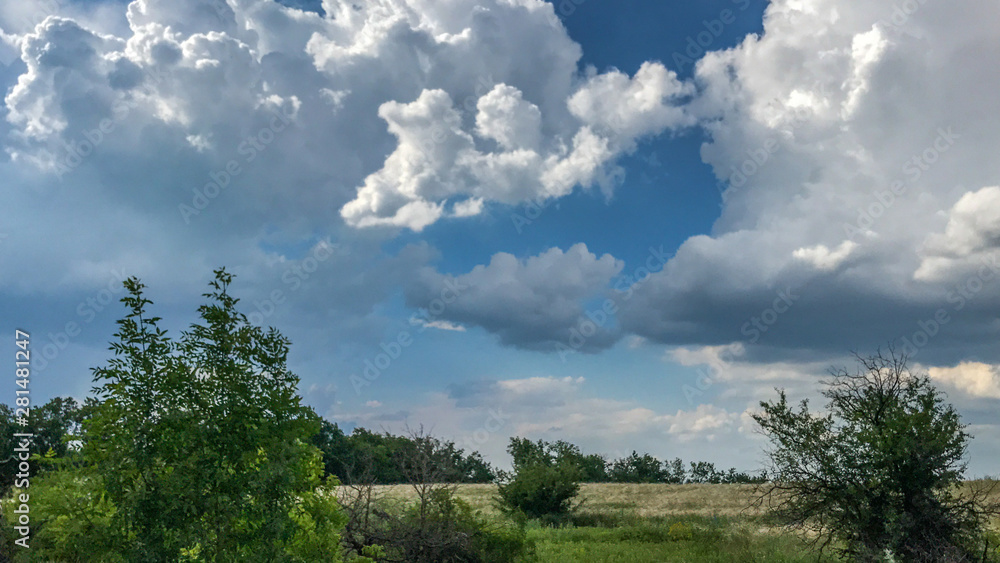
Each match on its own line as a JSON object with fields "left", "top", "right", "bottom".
{"left": 0, "top": 352, "right": 764, "bottom": 494}
{"left": 0, "top": 398, "right": 765, "bottom": 497}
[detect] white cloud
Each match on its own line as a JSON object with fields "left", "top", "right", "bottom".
{"left": 928, "top": 362, "right": 1000, "bottom": 400}
{"left": 419, "top": 319, "right": 466, "bottom": 332}
{"left": 916, "top": 186, "right": 1000, "bottom": 281}
{"left": 620, "top": 0, "right": 1000, "bottom": 364}
{"left": 340, "top": 60, "right": 693, "bottom": 230}
{"left": 793, "top": 240, "right": 857, "bottom": 271}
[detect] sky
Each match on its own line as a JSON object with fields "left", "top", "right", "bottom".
{"left": 1, "top": 0, "right": 999, "bottom": 475}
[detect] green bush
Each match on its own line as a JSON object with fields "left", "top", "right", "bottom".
{"left": 0, "top": 469, "right": 121, "bottom": 562}
{"left": 496, "top": 462, "right": 581, "bottom": 523}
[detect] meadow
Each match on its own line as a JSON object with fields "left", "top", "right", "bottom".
{"left": 376, "top": 482, "right": 1000, "bottom": 562}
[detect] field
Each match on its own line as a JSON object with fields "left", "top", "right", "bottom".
{"left": 375, "top": 481, "right": 1000, "bottom": 562}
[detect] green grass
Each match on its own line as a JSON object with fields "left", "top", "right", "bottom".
{"left": 522, "top": 514, "right": 836, "bottom": 563}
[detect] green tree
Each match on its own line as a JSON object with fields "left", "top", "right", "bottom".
{"left": 687, "top": 461, "right": 723, "bottom": 484}
{"left": 82, "top": 269, "right": 344, "bottom": 562}
{"left": 608, "top": 451, "right": 665, "bottom": 483}
{"left": 752, "top": 349, "right": 999, "bottom": 561}
{"left": 664, "top": 457, "right": 686, "bottom": 484}
{"left": 0, "top": 397, "right": 87, "bottom": 495}
{"left": 496, "top": 438, "right": 581, "bottom": 523}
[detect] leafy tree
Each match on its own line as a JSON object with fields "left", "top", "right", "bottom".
{"left": 313, "top": 424, "right": 495, "bottom": 485}
{"left": 496, "top": 438, "right": 581, "bottom": 523}
{"left": 81, "top": 269, "right": 344, "bottom": 562}
{"left": 752, "top": 349, "right": 1000, "bottom": 561}
{"left": 577, "top": 453, "right": 609, "bottom": 483}
{"left": 687, "top": 461, "right": 723, "bottom": 484}
{"left": 608, "top": 451, "right": 665, "bottom": 483}
{"left": 0, "top": 397, "right": 88, "bottom": 494}
{"left": 664, "top": 457, "right": 686, "bottom": 484}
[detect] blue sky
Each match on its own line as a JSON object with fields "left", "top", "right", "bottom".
{"left": 2, "top": 0, "right": 1000, "bottom": 474}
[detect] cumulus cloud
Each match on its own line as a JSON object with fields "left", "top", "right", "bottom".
{"left": 405, "top": 243, "right": 623, "bottom": 351}
{"left": 339, "top": 61, "right": 693, "bottom": 230}
{"left": 928, "top": 362, "right": 1000, "bottom": 400}
{"left": 0, "top": 0, "right": 699, "bottom": 301}
{"left": 915, "top": 186, "right": 1000, "bottom": 281}
{"left": 793, "top": 240, "right": 858, "bottom": 271}
{"left": 618, "top": 0, "right": 1000, "bottom": 365}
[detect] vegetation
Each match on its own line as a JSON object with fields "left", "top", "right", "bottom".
{"left": 753, "top": 348, "right": 1000, "bottom": 561}
{"left": 337, "top": 429, "right": 532, "bottom": 562}
{"left": 1, "top": 272, "right": 997, "bottom": 562}
{"left": 496, "top": 438, "right": 583, "bottom": 523}
{"left": 312, "top": 422, "right": 496, "bottom": 484}
{"left": 3, "top": 271, "right": 346, "bottom": 561}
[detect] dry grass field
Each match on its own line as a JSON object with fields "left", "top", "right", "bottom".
{"left": 374, "top": 480, "right": 1000, "bottom": 518}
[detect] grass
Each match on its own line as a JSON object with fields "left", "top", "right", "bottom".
{"left": 371, "top": 481, "right": 1000, "bottom": 562}
{"left": 526, "top": 515, "right": 835, "bottom": 562}
{"left": 372, "top": 482, "right": 762, "bottom": 517}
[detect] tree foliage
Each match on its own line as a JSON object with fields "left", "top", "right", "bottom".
{"left": 312, "top": 422, "right": 495, "bottom": 484}
{"left": 495, "top": 438, "right": 582, "bottom": 522}
{"left": 752, "top": 349, "right": 1000, "bottom": 561}
{"left": 78, "top": 269, "right": 344, "bottom": 562}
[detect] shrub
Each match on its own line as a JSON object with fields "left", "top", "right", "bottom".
{"left": 496, "top": 462, "right": 581, "bottom": 523}
{"left": 340, "top": 485, "right": 531, "bottom": 562}
{"left": 667, "top": 522, "right": 693, "bottom": 542}
{"left": 0, "top": 469, "right": 120, "bottom": 562}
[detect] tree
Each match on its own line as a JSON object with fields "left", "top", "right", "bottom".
{"left": 496, "top": 438, "right": 581, "bottom": 523}
{"left": 0, "top": 397, "right": 90, "bottom": 496}
{"left": 608, "top": 451, "right": 664, "bottom": 483}
{"left": 664, "top": 457, "right": 686, "bottom": 484}
{"left": 82, "top": 269, "right": 343, "bottom": 561}
{"left": 752, "top": 348, "right": 999, "bottom": 561}
{"left": 687, "top": 461, "right": 723, "bottom": 484}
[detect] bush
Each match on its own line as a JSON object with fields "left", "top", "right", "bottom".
{"left": 0, "top": 469, "right": 120, "bottom": 562}
{"left": 666, "top": 522, "right": 693, "bottom": 542}
{"left": 496, "top": 462, "right": 581, "bottom": 523}
{"left": 340, "top": 485, "right": 531, "bottom": 562}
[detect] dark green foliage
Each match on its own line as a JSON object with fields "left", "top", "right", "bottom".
{"left": 753, "top": 349, "right": 1000, "bottom": 561}
{"left": 338, "top": 430, "right": 530, "bottom": 563}
{"left": 312, "top": 421, "right": 496, "bottom": 484}
{"left": 498, "top": 438, "right": 761, "bottom": 486}
{"left": 496, "top": 438, "right": 582, "bottom": 523}
{"left": 0, "top": 397, "right": 90, "bottom": 494}
{"left": 609, "top": 451, "right": 667, "bottom": 483}
{"left": 342, "top": 486, "right": 531, "bottom": 563}
{"left": 664, "top": 458, "right": 686, "bottom": 484}
{"left": 687, "top": 461, "right": 723, "bottom": 484}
